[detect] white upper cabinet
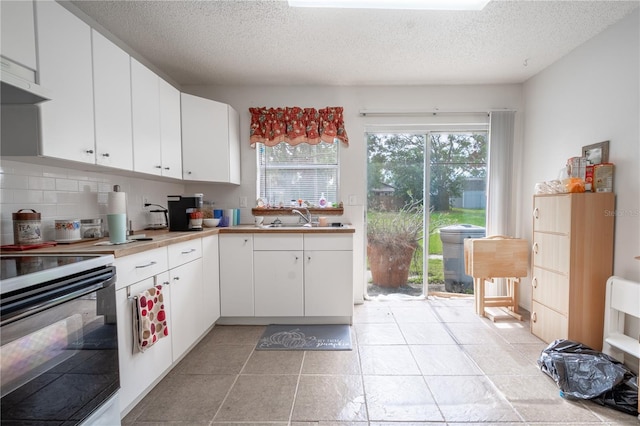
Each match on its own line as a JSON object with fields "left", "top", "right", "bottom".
{"left": 158, "top": 79, "right": 182, "bottom": 179}
{"left": 131, "top": 58, "right": 182, "bottom": 178}
{"left": 35, "top": 0, "right": 95, "bottom": 164}
{"left": 1, "top": 0, "right": 37, "bottom": 70}
{"left": 181, "top": 93, "right": 241, "bottom": 184}
{"left": 131, "top": 58, "right": 162, "bottom": 176}
{"left": 92, "top": 30, "right": 133, "bottom": 170}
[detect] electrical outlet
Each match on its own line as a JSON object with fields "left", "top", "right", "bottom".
{"left": 348, "top": 194, "right": 358, "bottom": 206}
{"left": 239, "top": 196, "right": 248, "bottom": 208}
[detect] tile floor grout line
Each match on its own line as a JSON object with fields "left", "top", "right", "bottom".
{"left": 287, "top": 350, "right": 306, "bottom": 425}
{"left": 208, "top": 342, "right": 256, "bottom": 425}
{"left": 354, "top": 329, "right": 372, "bottom": 423}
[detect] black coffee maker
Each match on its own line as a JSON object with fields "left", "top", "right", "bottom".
{"left": 167, "top": 194, "right": 203, "bottom": 231}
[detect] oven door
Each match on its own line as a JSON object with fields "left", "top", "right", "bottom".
{"left": 0, "top": 266, "right": 119, "bottom": 424}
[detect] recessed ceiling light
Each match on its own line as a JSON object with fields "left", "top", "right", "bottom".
{"left": 288, "top": 0, "right": 491, "bottom": 11}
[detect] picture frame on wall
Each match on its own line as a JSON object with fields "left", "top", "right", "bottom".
{"left": 582, "top": 140, "right": 610, "bottom": 165}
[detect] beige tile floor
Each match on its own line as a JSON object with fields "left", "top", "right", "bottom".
{"left": 123, "top": 296, "right": 639, "bottom": 425}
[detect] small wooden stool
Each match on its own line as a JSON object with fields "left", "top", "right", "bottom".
{"left": 464, "top": 236, "right": 529, "bottom": 321}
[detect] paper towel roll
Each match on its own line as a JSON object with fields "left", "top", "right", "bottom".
{"left": 107, "top": 191, "right": 126, "bottom": 215}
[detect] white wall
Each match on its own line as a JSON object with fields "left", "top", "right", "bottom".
{"left": 183, "top": 84, "right": 523, "bottom": 302}
{"left": 519, "top": 9, "right": 640, "bottom": 312}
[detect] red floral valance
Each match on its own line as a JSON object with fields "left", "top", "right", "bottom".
{"left": 249, "top": 106, "right": 349, "bottom": 147}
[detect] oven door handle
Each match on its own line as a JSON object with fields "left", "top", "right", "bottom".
{"left": 1, "top": 276, "right": 112, "bottom": 327}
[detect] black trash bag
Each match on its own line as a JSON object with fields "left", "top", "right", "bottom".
{"left": 538, "top": 339, "right": 638, "bottom": 416}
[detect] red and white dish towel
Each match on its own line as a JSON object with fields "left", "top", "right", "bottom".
{"left": 133, "top": 284, "right": 169, "bottom": 352}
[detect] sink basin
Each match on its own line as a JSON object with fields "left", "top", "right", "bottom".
{"left": 260, "top": 223, "right": 313, "bottom": 229}
{"left": 255, "top": 223, "right": 349, "bottom": 230}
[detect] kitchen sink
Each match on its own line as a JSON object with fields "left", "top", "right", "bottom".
{"left": 255, "top": 223, "right": 348, "bottom": 230}
{"left": 260, "top": 223, "right": 314, "bottom": 229}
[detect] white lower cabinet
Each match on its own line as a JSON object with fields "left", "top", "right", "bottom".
{"left": 219, "top": 232, "right": 353, "bottom": 321}
{"left": 202, "top": 235, "right": 221, "bottom": 326}
{"left": 116, "top": 270, "right": 172, "bottom": 415}
{"left": 254, "top": 235, "right": 304, "bottom": 317}
{"left": 304, "top": 234, "right": 353, "bottom": 317}
{"left": 219, "top": 234, "right": 254, "bottom": 316}
{"left": 115, "top": 237, "right": 215, "bottom": 416}
{"left": 169, "top": 257, "right": 203, "bottom": 360}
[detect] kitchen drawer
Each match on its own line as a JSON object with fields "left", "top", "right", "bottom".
{"left": 532, "top": 232, "right": 569, "bottom": 274}
{"left": 168, "top": 239, "right": 202, "bottom": 269}
{"left": 114, "top": 247, "right": 169, "bottom": 289}
{"left": 531, "top": 301, "right": 568, "bottom": 344}
{"left": 531, "top": 267, "right": 569, "bottom": 315}
{"left": 304, "top": 234, "right": 352, "bottom": 251}
{"left": 254, "top": 234, "right": 303, "bottom": 251}
{"left": 533, "top": 195, "right": 571, "bottom": 234}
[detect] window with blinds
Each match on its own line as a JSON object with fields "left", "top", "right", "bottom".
{"left": 257, "top": 142, "right": 339, "bottom": 207}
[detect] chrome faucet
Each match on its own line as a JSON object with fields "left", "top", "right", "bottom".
{"left": 292, "top": 207, "right": 311, "bottom": 224}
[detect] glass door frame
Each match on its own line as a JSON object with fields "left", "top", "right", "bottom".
{"left": 364, "top": 120, "right": 490, "bottom": 300}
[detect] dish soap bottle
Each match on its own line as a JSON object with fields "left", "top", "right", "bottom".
{"left": 318, "top": 193, "right": 327, "bottom": 208}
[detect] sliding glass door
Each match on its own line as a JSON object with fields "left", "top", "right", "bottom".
{"left": 366, "top": 131, "right": 487, "bottom": 299}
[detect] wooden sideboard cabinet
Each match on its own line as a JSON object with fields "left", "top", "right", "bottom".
{"left": 530, "top": 193, "right": 615, "bottom": 351}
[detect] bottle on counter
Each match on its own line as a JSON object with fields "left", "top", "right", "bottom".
{"left": 318, "top": 193, "right": 327, "bottom": 208}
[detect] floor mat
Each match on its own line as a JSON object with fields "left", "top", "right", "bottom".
{"left": 256, "top": 324, "right": 352, "bottom": 350}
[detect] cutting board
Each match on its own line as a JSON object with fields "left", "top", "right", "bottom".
{"left": 1, "top": 241, "right": 58, "bottom": 251}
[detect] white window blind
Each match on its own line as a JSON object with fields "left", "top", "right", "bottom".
{"left": 257, "top": 142, "right": 339, "bottom": 207}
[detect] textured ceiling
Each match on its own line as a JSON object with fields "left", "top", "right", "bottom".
{"left": 69, "top": 0, "right": 639, "bottom": 87}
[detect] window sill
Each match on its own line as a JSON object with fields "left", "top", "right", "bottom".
{"left": 251, "top": 207, "right": 344, "bottom": 216}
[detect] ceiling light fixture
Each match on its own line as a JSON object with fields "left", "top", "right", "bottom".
{"left": 288, "top": 0, "right": 490, "bottom": 11}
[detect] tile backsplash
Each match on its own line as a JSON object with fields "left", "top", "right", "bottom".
{"left": 0, "top": 160, "right": 185, "bottom": 245}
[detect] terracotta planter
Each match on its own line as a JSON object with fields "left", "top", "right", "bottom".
{"left": 367, "top": 241, "right": 417, "bottom": 288}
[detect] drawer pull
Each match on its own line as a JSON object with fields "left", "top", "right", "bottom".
{"left": 532, "top": 312, "right": 537, "bottom": 323}
{"left": 85, "top": 149, "right": 94, "bottom": 154}
{"left": 533, "top": 207, "right": 539, "bottom": 219}
{"left": 181, "top": 248, "right": 196, "bottom": 254}
{"left": 135, "top": 261, "right": 157, "bottom": 269}
{"left": 532, "top": 277, "right": 538, "bottom": 288}
{"left": 532, "top": 242, "right": 539, "bottom": 254}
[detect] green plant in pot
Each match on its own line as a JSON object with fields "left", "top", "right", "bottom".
{"left": 367, "top": 198, "right": 423, "bottom": 288}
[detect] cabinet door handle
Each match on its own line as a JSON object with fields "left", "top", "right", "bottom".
{"left": 85, "top": 149, "right": 94, "bottom": 154}
{"left": 102, "top": 153, "right": 110, "bottom": 157}
{"left": 532, "top": 242, "right": 538, "bottom": 254}
{"left": 155, "top": 165, "right": 162, "bottom": 169}
{"left": 181, "top": 248, "right": 196, "bottom": 254}
{"left": 531, "top": 312, "right": 537, "bottom": 323}
{"left": 135, "top": 261, "right": 157, "bottom": 269}
{"left": 164, "top": 166, "right": 170, "bottom": 170}
{"left": 532, "top": 276, "right": 538, "bottom": 288}
{"left": 307, "top": 256, "right": 311, "bottom": 261}
{"left": 187, "top": 171, "right": 192, "bottom": 175}
{"left": 162, "top": 281, "right": 170, "bottom": 286}
{"left": 533, "top": 207, "right": 539, "bottom": 219}
{"left": 173, "top": 276, "right": 180, "bottom": 281}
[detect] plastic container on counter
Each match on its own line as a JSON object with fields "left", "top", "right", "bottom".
{"left": 81, "top": 218, "right": 103, "bottom": 238}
